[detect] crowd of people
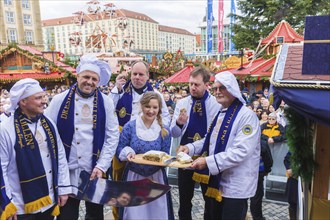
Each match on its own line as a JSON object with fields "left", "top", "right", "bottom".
{"left": 0, "top": 54, "right": 293, "bottom": 220}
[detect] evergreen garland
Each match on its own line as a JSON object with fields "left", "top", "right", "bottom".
{"left": 285, "top": 107, "right": 316, "bottom": 182}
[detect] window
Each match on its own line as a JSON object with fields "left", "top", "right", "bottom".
{"left": 8, "top": 29, "right": 17, "bottom": 42}
{"left": 22, "top": 0, "right": 30, "bottom": 9}
{"left": 25, "top": 30, "right": 33, "bottom": 43}
{"left": 4, "top": 0, "right": 12, "bottom": 5}
{"left": 23, "top": 14, "right": 31, "bottom": 25}
{"left": 6, "top": 11, "right": 15, "bottom": 23}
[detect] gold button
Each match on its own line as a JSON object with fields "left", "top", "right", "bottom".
{"left": 75, "top": 98, "right": 78, "bottom": 101}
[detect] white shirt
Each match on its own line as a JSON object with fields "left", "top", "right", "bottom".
{"left": 170, "top": 94, "right": 221, "bottom": 141}
{"left": 45, "top": 90, "right": 120, "bottom": 194}
{"left": 0, "top": 116, "right": 71, "bottom": 214}
{"left": 110, "top": 86, "right": 171, "bottom": 127}
{"left": 186, "top": 106, "right": 261, "bottom": 198}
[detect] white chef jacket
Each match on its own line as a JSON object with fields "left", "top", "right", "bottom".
{"left": 110, "top": 86, "right": 171, "bottom": 127}
{"left": 0, "top": 116, "right": 71, "bottom": 214}
{"left": 186, "top": 105, "right": 261, "bottom": 199}
{"left": 45, "top": 90, "right": 119, "bottom": 195}
{"left": 170, "top": 94, "right": 221, "bottom": 142}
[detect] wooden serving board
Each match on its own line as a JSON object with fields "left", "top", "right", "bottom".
{"left": 130, "top": 154, "right": 192, "bottom": 168}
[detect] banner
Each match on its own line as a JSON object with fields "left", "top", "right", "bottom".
{"left": 229, "top": 0, "right": 236, "bottom": 52}
{"left": 218, "top": 0, "right": 224, "bottom": 53}
{"left": 207, "top": 0, "right": 213, "bottom": 54}
{"left": 76, "top": 171, "right": 171, "bottom": 207}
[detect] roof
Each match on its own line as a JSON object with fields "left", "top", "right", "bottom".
{"left": 42, "top": 9, "right": 158, "bottom": 27}
{"left": 165, "top": 65, "right": 215, "bottom": 83}
{"left": 271, "top": 44, "right": 330, "bottom": 87}
{"left": 164, "top": 66, "right": 195, "bottom": 83}
{"left": 117, "top": 9, "right": 158, "bottom": 24}
{"left": 159, "top": 25, "right": 194, "bottom": 36}
{"left": 0, "top": 46, "right": 76, "bottom": 83}
{"left": 0, "top": 72, "right": 68, "bottom": 82}
{"left": 217, "top": 57, "right": 276, "bottom": 77}
{"left": 261, "top": 20, "right": 304, "bottom": 45}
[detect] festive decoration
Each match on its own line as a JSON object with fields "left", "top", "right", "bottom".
{"left": 150, "top": 50, "right": 185, "bottom": 76}
{"left": 285, "top": 107, "right": 316, "bottom": 182}
{"left": 0, "top": 44, "right": 76, "bottom": 86}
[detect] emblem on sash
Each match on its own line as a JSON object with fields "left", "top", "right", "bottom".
{"left": 193, "top": 102, "right": 202, "bottom": 113}
{"left": 242, "top": 125, "right": 253, "bottom": 135}
{"left": 193, "top": 133, "right": 202, "bottom": 142}
{"left": 119, "top": 107, "right": 127, "bottom": 118}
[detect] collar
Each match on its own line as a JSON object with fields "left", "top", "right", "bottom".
{"left": 132, "top": 84, "right": 147, "bottom": 95}
{"left": 136, "top": 116, "right": 161, "bottom": 141}
{"left": 76, "top": 86, "right": 96, "bottom": 98}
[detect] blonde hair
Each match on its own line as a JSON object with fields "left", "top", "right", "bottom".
{"left": 140, "top": 91, "right": 168, "bottom": 138}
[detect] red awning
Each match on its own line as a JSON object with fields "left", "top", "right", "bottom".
{"left": 165, "top": 66, "right": 215, "bottom": 83}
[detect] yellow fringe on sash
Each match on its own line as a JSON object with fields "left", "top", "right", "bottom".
{"left": 51, "top": 204, "right": 60, "bottom": 216}
{"left": 24, "top": 195, "right": 52, "bottom": 214}
{"left": 192, "top": 172, "right": 210, "bottom": 184}
{"left": 205, "top": 187, "right": 222, "bottom": 202}
{"left": 0, "top": 202, "right": 17, "bottom": 220}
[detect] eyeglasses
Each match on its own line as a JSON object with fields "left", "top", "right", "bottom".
{"left": 212, "top": 85, "right": 226, "bottom": 93}
{"left": 268, "top": 118, "right": 276, "bottom": 121}
{"left": 176, "top": 96, "right": 182, "bottom": 99}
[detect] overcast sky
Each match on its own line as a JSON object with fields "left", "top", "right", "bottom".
{"left": 39, "top": 0, "right": 232, "bottom": 34}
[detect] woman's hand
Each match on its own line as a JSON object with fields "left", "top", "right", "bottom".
{"left": 127, "top": 152, "right": 135, "bottom": 161}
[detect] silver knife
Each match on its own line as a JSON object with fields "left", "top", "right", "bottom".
{"left": 163, "top": 156, "right": 177, "bottom": 165}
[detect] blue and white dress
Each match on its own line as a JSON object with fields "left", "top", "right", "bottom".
{"left": 116, "top": 116, "right": 174, "bottom": 220}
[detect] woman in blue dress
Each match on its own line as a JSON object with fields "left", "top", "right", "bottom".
{"left": 116, "top": 91, "right": 174, "bottom": 220}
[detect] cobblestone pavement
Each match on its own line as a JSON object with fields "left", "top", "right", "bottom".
{"left": 78, "top": 185, "right": 289, "bottom": 220}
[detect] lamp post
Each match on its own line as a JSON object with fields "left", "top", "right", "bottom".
{"left": 238, "top": 48, "right": 245, "bottom": 70}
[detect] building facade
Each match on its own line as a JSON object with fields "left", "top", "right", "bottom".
{"left": 0, "top": 0, "right": 43, "bottom": 50}
{"left": 41, "top": 8, "right": 196, "bottom": 61}
{"left": 198, "top": 18, "right": 232, "bottom": 55}
{"left": 158, "top": 25, "right": 196, "bottom": 55}
{"left": 42, "top": 9, "right": 159, "bottom": 56}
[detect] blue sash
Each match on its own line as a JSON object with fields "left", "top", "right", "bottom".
{"left": 13, "top": 109, "right": 60, "bottom": 215}
{"left": 115, "top": 80, "right": 153, "bottom": 128}
{"left": 57, "top": 84, "right": 106, "bottom": 168}
{"left": 192, "top": 99, "right": 243, "bottom": 202}
{"left": 180, "top": 91, "right": 209, "bottom": 145}
{"left": 1, "top": 159, "right": 17, "bottom": 219}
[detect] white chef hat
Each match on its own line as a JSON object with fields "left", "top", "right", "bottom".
{"left": 76, "top": 54, "right": 111, "bottom": 86}
{"left": 215, "top": 71, "right": 246, "bottom": 104}
{"left": 8, "top": 78, "right": 44, "bottom": 111}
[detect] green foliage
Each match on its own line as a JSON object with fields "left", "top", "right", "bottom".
{"left": 232, "top": 0, "right": 330, "bottom": 50}
{"left": 285, "top": 107, "right": 316, "bottom": 183}
{"left": 63, "top": 57, "right": 78, "bottom": 68}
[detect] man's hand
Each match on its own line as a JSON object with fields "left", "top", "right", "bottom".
{"left": 176, "top": 145, "right": 189, "bottom": 154}
{"left": 268, "top": 137, "right": 274, "bottom": 144}
{"left": 7, "top": 213, "right": 17, "bottom": 220}
{"left": 58, "top": 195, "right": 69, "bottom": 207}
{"left": 286, "top": 169, "right": 293, "bottom": 177}
{"left": 115, "top": 74, "right": 127, "bottom": 92}
{"left": 191, "top": 157, "right": 207, "bottom": 170}
{"left": 127, "top": 152, "right": 136, "bottom": 161}
{"left": 176, "top": 111, "right": 188, "bottom": 126}
{"left": 90, "top": 167, "right": 104, "bottom": 180}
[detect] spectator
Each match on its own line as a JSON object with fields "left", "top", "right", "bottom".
{"left": 261, "top": 112, "right": 286, "bottom": 151}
